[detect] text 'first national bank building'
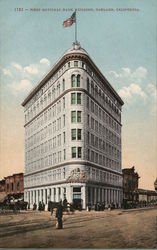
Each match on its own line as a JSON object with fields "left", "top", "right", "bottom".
{"left": 22, "top": 42, "right": 124, "bottom": 209}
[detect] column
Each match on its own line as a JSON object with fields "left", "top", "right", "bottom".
{"left": 102, "top": 189, "right": 104, "bottom": 203}
{"left": 94, "top": 187, "right": 97, "bottom": 204}
{"left": 36, "top": 189, "right": 39, "bottom": 205}
{"left": 111, "top": 189, "right": 113, "bottom": 203}
{"left": 31, "top": 190, "right": 33, "bottom": 205}
{"left": 82, "top": 185, "right": 86, "bottom": 209}
{"left": 48, "top": 188, "right": 51, "bottom": 202}
{"left": 56, "top": 187, "right": 59, "bottom": 202}
{"left": 24, "top": 190, "right": 27, "bottom": 202}
{"left": 98, "top": 188, "right": 100, "bottom": 202}
{"left": 34, "top": 190, "right": 36, "bottom": 204}
{"left": 105, "top": 189, "right": 107, "bottom": 205}
{"left": 51, "top": 188, "right": 54, "bottom": 202}
{"left": 66, "top": 185, "right": 73, "bottom": 203}
{"left": 108, "top": 189, "right": 110, "bottom": 204}
{"left": 61, "top": 187, "right": 64, "bottom": 201}
{"left": 39, "top": 189, "right": 42, "bottom": 202}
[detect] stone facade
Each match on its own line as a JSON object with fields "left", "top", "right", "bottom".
{"left": 22, "top": 42, "right": 124, "bottom": 209}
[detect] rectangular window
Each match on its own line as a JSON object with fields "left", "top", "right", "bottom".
{"left": 77, "top": 129, "right": 82, "bottom": 140}
{"left": 72, "top": 147, "right": 76, "bottom": 158}
{"left": 63, "top": 132, "right": 66, "bottom": 144}
{"left": 63, "top": 97, "right": 65, "bottom": 109}
{"left": 71, "top": 111, "right": 76, "bottom": 123}
{"left": 78, "top": 147, "right": 82, "bottom": 158}
{"left": 77, "top": 111, "right": 81, "bottom": 122}
{"left": 77, "top": 75, "right": 80, "bottom": 87}
{"left": 74, "top": 61, "right": 78, "bottom": 67}
{"left": 71, "top": 93, "right": 76, "bottom": 104}
{"left": 77, "top": 93, "right": 81, "bottom": 104}
{"left": 63, "top": 167, "right": 66, "bottom": 178}
{"left": 62, "top": 79, "right": 65, "bottom": 91}
{"left": 72, "top": 129, "right": 76, "bottom": 140}
{"left": 68, "top": 62, "right": 70, "bottom": 68}
{"left": 63, "top": 114, "right": 65, "bottom": 127}
{"left": 87, "top": 115, "right": 89, "bottom": 126}
{"left": 64, "top": 149, "right": 66, "bottom": 160}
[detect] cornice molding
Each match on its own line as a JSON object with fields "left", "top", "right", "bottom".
{"left": 22, "top": 51, "right": 124, "bottom": 107}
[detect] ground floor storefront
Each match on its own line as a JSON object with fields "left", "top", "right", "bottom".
{"left": 24, "top": 183, "right": 123, "bottom": 209}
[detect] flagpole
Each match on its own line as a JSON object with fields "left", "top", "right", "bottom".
{"left": 75, "top": 11, "right": 77, "bottom": 43}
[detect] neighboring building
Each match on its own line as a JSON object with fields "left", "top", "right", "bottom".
{"left": 4, "top": 173, "right": 24, "bottom": 198}
{"left": 0, "top": 179, "right": 5, "bottom": 192}
{"left": 138, "top": 189, "right": 157, "bottom": 203}
{"left": 22, "top": 42, "right": 124, "bottom": 209}
{"left": 154, "top": 178, "right": 157, "bottom": 192}
{"left": 122, "top": 166, "right": 140, "bottom": 204}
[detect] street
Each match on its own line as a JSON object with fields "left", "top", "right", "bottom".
{"left": 0, "top": 208, "right": 156, "bottom": 248}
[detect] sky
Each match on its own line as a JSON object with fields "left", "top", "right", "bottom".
{"left": 0, "top": 0, "right": 156, "bottom": 190}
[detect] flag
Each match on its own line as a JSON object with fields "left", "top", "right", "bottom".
{"left": 63, "top": 11, "right": 76, "bottom": 28}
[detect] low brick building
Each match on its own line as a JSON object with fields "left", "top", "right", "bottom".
{"left": 0, "top": 179, "right": 5, "bottom": 192}
{"left": 1, "top": 173, "right": 24, "bottom": 199}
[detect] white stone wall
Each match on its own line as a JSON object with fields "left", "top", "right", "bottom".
{"left": 23, "top": 55, "right": 123, "bottom": 209}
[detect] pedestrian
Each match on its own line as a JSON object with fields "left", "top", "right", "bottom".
{"left": 56, "top": 201, "right": 63, "bottom": 229}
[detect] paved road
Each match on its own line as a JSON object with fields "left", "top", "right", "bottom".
{"left": 0, "top": 208, "right": 156, "bottom": 248}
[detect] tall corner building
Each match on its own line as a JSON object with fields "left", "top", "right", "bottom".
{"left": 22, "top": 42, "right": 124, "bottom": 209}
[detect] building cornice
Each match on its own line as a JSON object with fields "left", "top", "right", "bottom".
{"left": 22, "top": 51, "right": 124, "bottom": 107}
{"left": 24, "top": 160, "right": 122, "bottom": 177}
{"left": 24, "top": 180, "right": 122, "bottom": 190}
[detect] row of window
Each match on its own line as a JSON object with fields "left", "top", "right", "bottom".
{"left": 25, "top": 72, "right": 82, "bottom": 123}
{"left": 25, "top": 94, "right": 65, "bottom": 124}
{"left": 87, "top": 132, "right": 121, "bottom": 160}
{"left": 87, "top": 96, "right": 121, "bottom": 134}
{"left": 86, "top": 77, "right": 121, "bottom": 117}
{"left": 26, "top": 150, "right": 66, "bottom": 173}
{"left": 87, "top": 149, "right": 121, "bottom": 171}
{"left": 25, "top": 116, "right": 66, "bottom": 149}
{"left": 25, "top": 164, "right": 122, "bottom": 189}
{"left": 87, "top": 115, "right": 121, "bottom": 146}
{"left": 26, "top": 133, "right": 66, "bottom": 162}
{"left": 85, "top": 166, "right": 122, "bottom": 185}
{"left": 25, "top": 167, "right": 67, "bottom": 187}
{"left": 25, "top": 58, "right": 85, "bottom": 111}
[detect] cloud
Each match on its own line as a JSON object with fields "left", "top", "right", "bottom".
{"left": 118, "top": 83, "right": 147, "bottom": 100}
{"left": 2, "top": 68, "right": 12, "bottom": 77}
{"left": 109, "top": 66, "right": 147, "bottom": 82}
{"left": 24, "top": 64, "right": 39, "bottom": 75}
{"left": 132, "top": 67, "right": 147, "bottom": 79}
{"left": 40, "top": 58, "right": 50, "bottom": 66}
{"left": 3, "top": 57, "right": 51, "bottom": 95}
{"left": 108, "top": 70, "right": 122, "bottom": 78}
{"left": 10, "top": 79, "right": 32, "bottom": 95}
{"left": 122, "top": 67, "right": 131, "bottom": 77}
{"left": 12, "top": 63, "right": 23, "bottom": 71}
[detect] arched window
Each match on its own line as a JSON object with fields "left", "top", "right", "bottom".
{"left": 71, "top": 75, "right": 75, "bottom": 87}
{"left": 77, "top": 75, "right": 80, "bottom": 87}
